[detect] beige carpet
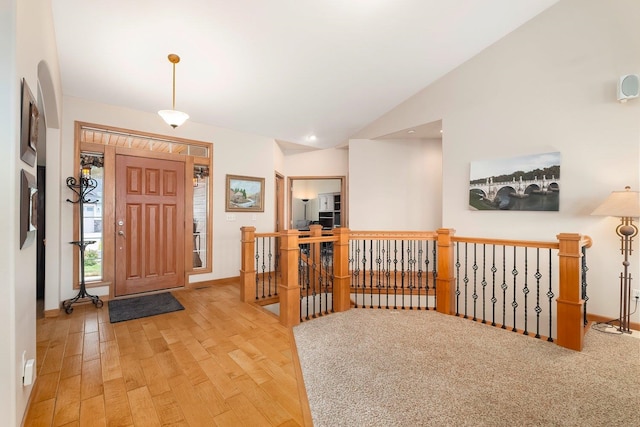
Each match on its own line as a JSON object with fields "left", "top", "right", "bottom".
{"left": 293, "top": 309, "right": 640, "bottom": 427}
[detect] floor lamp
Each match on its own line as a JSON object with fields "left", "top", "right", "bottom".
{"left": 591, "top": 186, "right": 640, "bottom": 333}
{"left": 302, "top": 199, "right": 309, "bottom": 222}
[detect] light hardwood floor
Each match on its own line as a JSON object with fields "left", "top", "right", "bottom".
{"left": 24, "top": 282, "right": 312, "bottom": 426}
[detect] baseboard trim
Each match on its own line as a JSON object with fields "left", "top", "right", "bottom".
{"left": 587, "top": 313, "right": 639, "bottom": 331}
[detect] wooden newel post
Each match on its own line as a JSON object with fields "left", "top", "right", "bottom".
{"left": 279, "top": 230, "right": 301, "bottom": 327}
{"left": 239, "top": 226, "right": 256, "bottom": 303}
{"left": 436, "top": 228, "right": 456, "bottom": 315}
{"left": 556, "top": 233, "right": 585, "bottom": 351}
{"left": 332, "top": 228, "right": 351, "bottom": 312}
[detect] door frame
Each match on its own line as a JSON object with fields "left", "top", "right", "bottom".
{"left": 287, "top": 175, "right": 347, "bottom": 229}
{"left": 73, "top": 122, "right": 213, "bottom": 299}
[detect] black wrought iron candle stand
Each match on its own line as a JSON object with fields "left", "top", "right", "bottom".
{"left": 62, "top": 172, "right": 103, "bottom": 314}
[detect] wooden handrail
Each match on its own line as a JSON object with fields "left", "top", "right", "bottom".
{"left": 453, "top": 236, "right": 560, "bottom": 250}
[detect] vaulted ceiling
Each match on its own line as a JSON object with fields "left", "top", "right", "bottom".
{"left": 52, "top": 0, "right": 559, "bottom": 149}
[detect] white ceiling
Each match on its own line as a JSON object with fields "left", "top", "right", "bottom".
{"left": 51, "top": 0, "right": 559, "bottom": 149}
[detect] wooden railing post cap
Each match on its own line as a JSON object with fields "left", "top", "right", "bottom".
{"left": 556, "top": 233, "right": 581, "bottom": 241}
{"left": 437, "top": 228, "right": 456, "bottom": 235}
{"left": 240, "top": 226, "right": 256, "bottom": 233}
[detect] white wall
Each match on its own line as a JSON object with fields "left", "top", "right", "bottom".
{"left": 0, "top": 1, "right": 18, "bottom": 422}
{"left": 349, "top": 138, "right": 442, "bottom": 230}
{"left": 353, "top": 0, "right": 640, "bottom": 322}
{"left": 4, "top": 0, "right": 64, "bottom": 424}
{"left": 61, "top": 97, "right": 277, "bottom": 290}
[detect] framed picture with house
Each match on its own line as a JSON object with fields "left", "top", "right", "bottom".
{"left": 226, "top": 174, "right": 265, "bottom": 212}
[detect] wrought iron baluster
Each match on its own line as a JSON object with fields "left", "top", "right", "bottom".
{"left": 481, "top": 244, "right": 487, "bottom": 324}
{"left": 376, "top": 240, "right": 382, "bottom": 309}
{"left": 261, "top": 238, "right": 267, "bottom": 298}
{"left": 361, "top": 240, "right": 367, "bottom": 308}
{"left": 547, "top": 249, "right": 554, "bottom": 342}
{"left": 491, "top": 245, "right": 497, "bottom": 326}
{"left": 417, "top": 241, "right": 424, "bottom": 310}
{"left": 463, "top": 242, "right": 469, "bottom": 319}
{"left": 522, "top": 248, "right": 529, "bottom": 336}
{"left": 267, "top": 236, "right": 273, "bottom": 297}
{"left": 432, "top": 241, "right": 437, "bottom": 310}
{"left": 455, "top": 242, "right": 461, "bottom": 316}
{"left": 534, "top": 248, "right": 542, "bottom": 339}
{"left": 385, "top": 240, "right": 391, "bottom": 309}
{"left": 501, "top": 246, "right": 507, "bottom": 329}
{"left": 472, "top": 243, "right": 478, "bottom": 321}
{"left": 254, "top": 242, "right": 260, "bottom": 300}
{"left": 393, "top": 240, "right": 399, "bottom": 309}
{"left": 581, "top": 246, "right": 589, "bottom": 326}
{"left": 369, "top": 240, "right": 374, "bottom": 308}
{"left": 353, "top": 240, "right": 361, "bottom": 308}
{"left": 400, "top": 240, "right": 406, "bottom": 310}
{"left": 511, "top": 246, "right": 519, "bottom": 332}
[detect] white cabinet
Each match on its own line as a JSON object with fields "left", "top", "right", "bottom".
{"left": 318, "top": 193, "right": 334, "bottom": 212}
{"left": 318, "top": 192, "right": 341, "bottom": 228}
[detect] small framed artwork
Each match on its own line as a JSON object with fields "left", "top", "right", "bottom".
{"left": 226, "top": 174, "right": 265, "bottom": 212}
{"left": 20, "top": 169, "right": 37, "bottom": 249}
{"left": 20, "top": 78, "right": 38, "bottom": 167}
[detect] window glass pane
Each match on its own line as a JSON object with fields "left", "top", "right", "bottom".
{"left": 193, "top": 167, "right": 209, "bottom": 269}
{"left": 83, "top": 164, "right": 103, "bottom": 281}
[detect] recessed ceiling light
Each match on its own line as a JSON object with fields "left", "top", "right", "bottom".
{"left": 307, "top": 134, "right": 317, "bottom": 141}
{"left": 407, "top": 130, "right": 416, "bottom": 134}
{"left": 440, "top": 129, "right": 443, "bottom": 133}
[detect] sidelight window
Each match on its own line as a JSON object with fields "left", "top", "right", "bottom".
{"left": 80, "top": 153, "right": 104, "bottom": 282}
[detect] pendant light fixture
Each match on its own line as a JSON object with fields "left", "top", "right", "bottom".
{"left": 158, "top": 53, "right": 189, "bottom": 128}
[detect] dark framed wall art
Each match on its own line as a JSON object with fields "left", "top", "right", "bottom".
{"left": 20, "top": 169, "right": 37, "bottom": 249}
{"left": 20, "top": 78, "right": 38, "bottom": 167}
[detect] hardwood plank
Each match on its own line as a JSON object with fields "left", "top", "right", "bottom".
{"left": 103, "top": 377, "right": 134, "bottom": 426}
{"left": 60, "top": 354, "right": 82, "bottom": 380}
{"left": 82, "top": 331, "right": 100, "bottom": 362}
{"left": 98, "top": 321, "right": 115, "bottom": 343}
{"left": 151, "top": 390, "right": 185, "bottom": 425}
{"left": 193, "top": 379, "right": 230, "bottom": 417}
{"left": 225, "top": 392, "right": 272, "bottom": 426}
{"left": 100, "top": 339, "right": 122, "bottom": 382}
{"left": 52, "top": 375, "right": 81, "bottom": 426}
{"left": 198, "top": 357, "right": 241, "bottom": 399}
{"left": 139, "top": 356, "right": 171, "bottom": 397}
{"left": 127, "top": 386, "right": 162, "bottom": 427}
{"left": 63, "top": 332, "right": 83, "bottom": 358}
{"left": 80, "top": 358, "right": 103, "bottom": 400}
{"left": 79, "top": 394, "right": 106, "bottom": 427}
{"left": 31, "top": 371, "right": 60, "bottom": 404}
{"left": 227, "top": 348, "right": 273, "bottom": 385}
{"left": 234, "top": 375, "right": 296, "bottom": 426}
{"left": 168, "top": 340, "right": 209, "bottom": 385}
{"left": 23, "top": 397, "right": 55, "bottom": 427}
{"left": 167, "top": 375, "right": 217, "bottom": 426}
{"left": 120, "top": 353, "right": 147, "bottom": 392}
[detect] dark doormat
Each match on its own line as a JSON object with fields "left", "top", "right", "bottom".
{"left": 108, "top": 292, "right": 184, "bottom": 323}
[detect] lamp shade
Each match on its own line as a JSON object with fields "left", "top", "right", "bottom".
{"left": 158, "top": 109, "right": 189, "bottom": 128}
{"left": 591, "top": 186, "right": 640, "bottom": 218}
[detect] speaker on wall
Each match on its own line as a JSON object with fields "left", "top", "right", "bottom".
{"left": 617, "top": 74, "right": 639, "bottom": 102}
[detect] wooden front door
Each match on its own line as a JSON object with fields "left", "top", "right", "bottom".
{"left": 115, "top": 155, "right": 185, "bottom": 296}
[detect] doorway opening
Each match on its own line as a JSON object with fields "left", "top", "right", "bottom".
{"left": 288, "top": 176, "right": 346, "bottom": 230}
